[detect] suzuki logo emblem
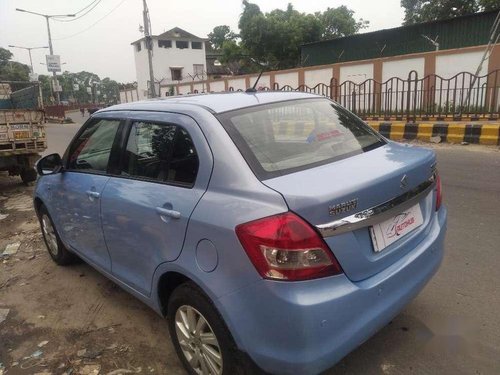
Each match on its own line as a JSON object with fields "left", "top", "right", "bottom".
{"left": 400, "top": 175, "right": 408, "bottom": 189}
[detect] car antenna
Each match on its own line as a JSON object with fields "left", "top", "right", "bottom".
{"left": 246, "top": 69, "right": 263, "bottom": 93}
{"left": 246, "top": 57, "right": 268, "bottom": 93}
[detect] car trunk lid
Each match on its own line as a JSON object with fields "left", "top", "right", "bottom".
{"left": 262, "top": 142, "right": 437, "bottom": 282}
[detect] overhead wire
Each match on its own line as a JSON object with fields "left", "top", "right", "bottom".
{"left": 52, "top": 0, "right": 99, "bottom": 19}
{"left": 53, "top": 0, "right": 102, "bottom": 22}
{"left": 72, "top": 0, "right": 101, "bottom": 15}
{"left": 52, "top": 0, "right": 127, "bottom": 40}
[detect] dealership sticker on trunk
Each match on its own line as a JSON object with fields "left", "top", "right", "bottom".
{"left": 370, "top": 204, "right": 424, "bottom": 252}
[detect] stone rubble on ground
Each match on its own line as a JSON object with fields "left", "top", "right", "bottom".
{"left": 30, "top": 349, "right": 43, "bottom": 358}
{"left": 0, "top": 308, "right": 9, "bottom": 324}
{"left": 430, "top": 135, "right": 442, "bottom": 144}
{"left": 2, "top": 242, "right": 20, "bottom": 256}
{"left": 38, "top": 340, "right": 49, "bottom": 348}
{"left": 106, "top": 369, "right": 136, "bottom": 375}
{"left": 79, "top": 364, "right": 101, "bottom": 375}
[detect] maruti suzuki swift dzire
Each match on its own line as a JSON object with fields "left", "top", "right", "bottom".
{"left": 34, "top": 92, "right": 447, "bottom": 375}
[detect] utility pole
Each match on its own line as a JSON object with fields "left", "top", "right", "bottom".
{"left": 16, "top": 8, "right": 75, "bottom": 104}
{"left": 8, "top": 45, "right": 49, "bottom": 73}
{"left": 142, "top": 0, "right": 156, "bottom": 98}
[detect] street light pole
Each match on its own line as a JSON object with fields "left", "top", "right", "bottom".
{"left": 44, "top": 14, "right": 60, "bottom": 104}
{"left": 15, "top": 8, "right": 75, "bottom": 104}
{"left": 28, "top": 49, "right": 34, "bottom": 72}
{"left": 8, "top": 45, "right": 49, "bottom": 73}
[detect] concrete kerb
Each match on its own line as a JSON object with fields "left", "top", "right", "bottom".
{"left": 366, "top": 121, "right": 500, "bottom": 145}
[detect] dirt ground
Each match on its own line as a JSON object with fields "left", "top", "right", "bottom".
{"left": 0, "top": 174, "right": 185, "bottom": 375}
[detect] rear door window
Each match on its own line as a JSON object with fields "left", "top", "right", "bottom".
{"left": 218, "top": 98, "right": 385, "bottom": 179}
{"left": 121, "top": 121, "right": 199, "bottom": 186}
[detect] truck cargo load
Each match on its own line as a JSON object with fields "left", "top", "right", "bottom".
{"left": 0, "top": 81, "right": 47, "bottom": 184}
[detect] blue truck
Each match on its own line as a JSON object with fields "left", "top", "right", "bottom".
{"left": 0, "top": 82, "right": 47, "bottom": 184}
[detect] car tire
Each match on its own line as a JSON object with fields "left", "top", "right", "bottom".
{"left": 20, "top": 168, "right": 37, "bottom": 185}
{"left": 38, "top": 204, "right": 78, "bottom": 266}
{"left": 167, "top": 282, "right": 250, "bottom": 375}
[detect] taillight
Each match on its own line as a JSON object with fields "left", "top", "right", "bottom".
{"left": 435, "top": 173, "right": 443, "bottom": 211}
{"left": 235, "top": 212, "right": 343, "bottom": 281}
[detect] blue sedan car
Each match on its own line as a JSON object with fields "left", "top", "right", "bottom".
{"left": 34, "top": 92, "right": 447, "bottom": 375}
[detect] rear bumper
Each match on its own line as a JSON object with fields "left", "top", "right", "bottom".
{"left": 216, "top": 207, "right": 447, "bottom": 375}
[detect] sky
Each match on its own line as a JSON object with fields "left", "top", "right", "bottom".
{"left": 0, "top": 0, "right": 405, "bottom": 83}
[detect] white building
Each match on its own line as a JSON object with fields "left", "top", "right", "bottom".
{"left": 132, "top": 27, "right": 207, "bottom": 100}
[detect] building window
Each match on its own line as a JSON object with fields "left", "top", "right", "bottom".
{"left": 176, "top": 40, "right": 189, "bottom": 49}
{"left": 191, "top": 41, "right": 202, "bottom": 50}
{"left": 136, "top": 42, "right": 142, "bottom": 52}
{"left": 158, "top": 40, "right": 172, "bottom": 48}
{"left": 171, "top": 68, "right": 183, "bottom": 81}
{"left": 193, "top": 64, "right": 204, "bottom": 77}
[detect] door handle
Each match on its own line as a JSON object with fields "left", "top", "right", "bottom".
{"left": 86, "top": 190, "right": 100, "bottom": 199}
{"left": 155, "top": 207, "right": 181, "bottom": 220}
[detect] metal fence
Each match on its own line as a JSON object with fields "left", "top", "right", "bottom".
{"left": 272, "top": 69, "right": 500, "bottom": 121}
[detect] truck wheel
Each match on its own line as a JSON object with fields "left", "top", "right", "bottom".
{"left": 20, "top": 168, "right": 37, "bottom": 184}
{"left": 38, "top": 204, "right": 78, "bottom": 265}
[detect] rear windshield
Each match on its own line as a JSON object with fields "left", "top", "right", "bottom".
{"left": 218, "top": 98, "right": 385, "bottom": 179}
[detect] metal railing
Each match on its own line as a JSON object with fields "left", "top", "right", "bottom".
{"left": 272, "top": 70, "right": 500, "bottom": 121}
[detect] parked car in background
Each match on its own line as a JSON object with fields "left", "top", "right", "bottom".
{"left": 34, "top": 92, "right": 447, "bottom": 375}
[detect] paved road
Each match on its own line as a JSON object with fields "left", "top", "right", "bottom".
{"left": 35, "top": 120, "right": 500, "bottom": 373}
{"left": 327, "top": 144, "right": 500, "bottom": 374}
{"left": 42, "top": 110, "right": 87, "bottom": 157}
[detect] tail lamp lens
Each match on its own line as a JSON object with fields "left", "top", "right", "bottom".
{"left": 235, "top": 212, "right": 343, "bottom": 281}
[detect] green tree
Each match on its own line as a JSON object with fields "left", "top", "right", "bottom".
{"left": 38, "top": 74, "right": 54, "bottom": 104}
{"left": 238, "top": 2, "right": 323, "bottom": 69}
{"left": 317, "top": 6, "right": 369, "bottom": 40}
{"left": 0, "top": 47, "right": 13, "bottom": 66}
{"left": 38, "top": 71, "right": 121, "bottom": 105}
{"left": 219, "top": 40, "right": 251, "bottom": 75}
{"left": 236, "top": 1, "right": 366, "bottom": 70}
{"left": 100, "top": 77, "right": 120, "bottom": 104}
{"left": 0, "top": 47, "right": 30, "bottom": 81}
{"left": 71, "top": 71, "right": 100, "bottom": 103}
{"left": 480, "top": 0, "right": 500, "bottom": 11}
{"left": 401, "top": 0, "right": 499, "bottom": 25}
{"left": 208, "top": 25, "right": 238, "bottom": 50}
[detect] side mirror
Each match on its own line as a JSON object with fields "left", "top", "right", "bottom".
{"left": 36, "top": 153, "right": 63, "bottom": 176}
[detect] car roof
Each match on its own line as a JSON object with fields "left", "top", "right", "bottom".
{"left": 100, "top": 91, "right": 322, "bottom": 115}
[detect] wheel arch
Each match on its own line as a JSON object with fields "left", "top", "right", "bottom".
{"left": 33, "top": 196, "right": 44, "bottom": 217}
{"left": 157, "top": 271, "right": 192, "bottom": 317}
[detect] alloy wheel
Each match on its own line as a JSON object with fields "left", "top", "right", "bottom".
{"left": 175, "top": 305, "right": 223, "bottom": 375}
{"left": 41, "top": 214, "right": 58, "bottom": 256}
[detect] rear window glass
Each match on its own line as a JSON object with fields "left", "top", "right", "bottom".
{"left": 218, "top": 99, "right": 385, "bottom": 179}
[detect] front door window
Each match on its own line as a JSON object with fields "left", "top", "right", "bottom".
{"left": 68, "top": 119, "right": 120, "bottom": 172}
